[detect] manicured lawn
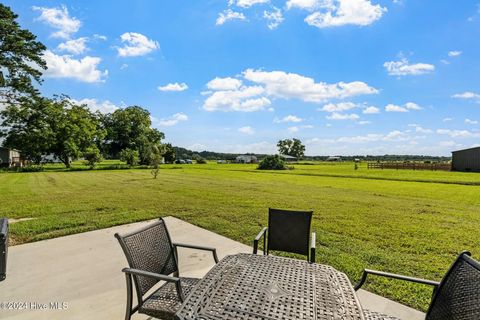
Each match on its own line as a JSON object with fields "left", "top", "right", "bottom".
{"left": 1, "top": 162, "right": 479, "bottom": 311}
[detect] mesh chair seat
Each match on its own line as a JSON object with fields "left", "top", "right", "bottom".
{"left": 364, "top": 309, "right": 402, "bottom": 320}
{"left": 140, "top": 277, "right": 199, "bottom": 320}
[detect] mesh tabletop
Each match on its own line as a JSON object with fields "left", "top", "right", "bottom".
{"left": 175, "top": 253, "right": 364, "bottom": 320}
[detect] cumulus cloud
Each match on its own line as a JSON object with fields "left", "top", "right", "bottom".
{"left": 238, "top": 126, "right": 255, "bottom": 135}
{"left": 274, "top": 115, "right": 303, "bottom": 123}
{"left": 43, "top": 50, "right": 107, "bottom": 83}
{"left": 326, "top": 112, "right": 359, "bottom": 120}
{"left": 202, "top": 69, "right": 376, "bottom": 112}
{"left": 71, "top": 98, "right": 119, "bottom": 113}
{"left": 153, "top": 113, "right": 188, "bottom": 127}
{"left": 304, "top": 0, "right": 386, "bottom": 28}
{"left": 465, "top": 118, "right": 478, "bottom": 125}
{"left": 384, "top": 58, "right": 435, "bottom": 76}
{"left": 264, "top": 7, "right": 284, "bottom": 29}
{"left": 33, "top": 5, "right": 81, "bottom": 39}
{"left": 286, "top": 0, "right": 335, "bottom": 11}
{"left": 235, "top": 0, "right": 269, "bottom": 8}
{"left": 385, "top": 102, "right": 421, "bottom": 112}
{"left": 436, "top": 129, "right": 480, "bottom": 138}
{"left": 207, "top": 77, "right": 242, "bottom": 90}
{"left": 452, "top": 91, "right": 480, "bottom": 101}
{"left": 158, "top": 83, "right": 188, "bottom": 92}
{"left": 216, "top": 9, "right": 246, "bottom": 25}
{"left": 117, "top": 33, "right": 159, "bottom": 57}
{"left": 443, "top": 117, "right": 454, "bottom": 122}
{"left": 414, "top": 126, "right": 433, "bottom": 134}
{"left": 448, "top": 50, "right": 462, "bottom": 57}
{"left": 57, "top": 37, "right": 88, "bottom": 54}
{"left": 321, "top": 102, "right": 357, "bottom": 112}
{"left": 363, "top": 106, "right": 380, "bottom": 114}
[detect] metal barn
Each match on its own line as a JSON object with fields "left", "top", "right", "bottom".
{"left": 451, "top": 147, "right": 480, "bottom": 172}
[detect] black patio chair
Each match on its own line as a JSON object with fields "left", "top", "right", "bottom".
{"left": 253, "top": 208, "right": 316, "bottom": 263}
{"left": 355, "top": 251, "right": 480, "bottom": 320}
{"left": 115, "top": 218, "right": 219, "bottom": 320}
{"left": 0, "top": 218, "right": 8, "bottom": 282}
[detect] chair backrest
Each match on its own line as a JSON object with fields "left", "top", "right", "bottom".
{"left": 426, "top": 251, "right": 480, "bottom": 320}
{"left": 115, "top": 219, "right": 178, "bottom": 298}
{"left": 267, "top": 208, "right": 313, "bottom": 257}
{"left": 0, "top": 218, "right": 8, "bottom": 281}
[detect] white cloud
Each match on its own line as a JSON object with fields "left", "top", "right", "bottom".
{"left": 286, "top": 0, "right": 335, "bottom": 11}
{"left": 158, "top": 82, "right": 189, "bottom": 92}
{"left": 71, "top": 98, "right": 119, "bottom": 113}
{"left": 384, "top": 58, "right": 435, "bottom": 76}
{"left": 216, "top": 9, "right": 246, "bottom": 25}
{"left": 120, "top": 64, "right": 128, "bottom": 70}
{"left": 436, "top": 129, "right": 480, "bottom": 138}
{"left": 117, "top": 33, "right": 159, "bottom": 57}
{"left": 243, "top": 69, "right": 378, "bottom": 102}
{"left": 203, "top": 69, "right": 377, "bottom": 112}
{"left": 43, "top": 50, "right": 107, "bottom": 83}
{"left": 385, "top": 104, "right": 408, "bottom": 112}
{"left": 443, "top": 117, "right": 454, "bottom": 122}
{"left": 203, "top": 85, "right": 271, "bottom": 112}
{"left": 358, "top": 120, "right": 371, "bottom": 125}
{"left": 448, "top": 50, "right": 462, "bottom": 57}
{"left": 57, "top": 37, "right": 88, "bottom": 54}
{"left": 326, "top": 112, "right": 359, "bottom": 120}
{"left": 452, "top": 91, "right": 480, "bottom": 100}
{"left": 304, "top": 0, "right": 386, "bottom": 28}
{"left": 321, "top": 102, "right": 356, "bottom": 112}
{"left": 274, "top": 115, "right": 303, "bottom": 123}
{"left": 235, "top": 0, "right": 269, "bottom": 8}
{"left": 238, "top": 126, "right": 255, "bottom": 135}
{"left": 405, "top": 102, "right": 422, "bottom": 110}
{"left": 207, "top": 77, "right": 242, "bottom": 90}
{"left": 465, "top": 118, "right": 478, "bottom": 125}
{"left": 93, "top": 34, "right": 107, "bottom": 41}
{"left": 264, "top": 7, "right": 284, "bottom": 29}
{"left": 33, "top": 5, "right": 81, "bottom": 39}
{"left": 153, "top": 113, "right": 188, "bottom": 127}
{"left": 385, "top": 102, "right": 421, "bottom": 113}
{"left": 363, "top": 106, "right": 380, "bottom": 114}
{"left": 415, "top": 126, "right": 433, "bottom": 134}
{"left": 288, "top": 126, "right": 300, "bottom": 133}
{"left": 187, "top": 143, "right": 208, "bottom": 152}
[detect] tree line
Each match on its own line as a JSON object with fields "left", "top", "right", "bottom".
{"left": 0, "top": 4, "right": 175, "bottom": 168}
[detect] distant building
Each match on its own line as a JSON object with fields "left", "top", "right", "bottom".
{"left": 0, "top": 147, "right": 25, "bottom": 167}
{"left": 236, "top": 155, "right": 258, "bottom": 163}
{"left": 451, "top": 147, "right": 480, "bottom": 172}
{"left": 279, "top": 154, "right": 297, "bottom": 162}
{"left": 326, "top": 156, "right": 342, "bottom": 162}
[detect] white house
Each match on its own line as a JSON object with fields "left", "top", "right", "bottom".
{"left": 235, "top": 155, "right": 258, "bottom": 163}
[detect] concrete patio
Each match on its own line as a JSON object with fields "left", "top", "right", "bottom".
{"left": 0, "top": 217, "right": 425, "bottom": 320}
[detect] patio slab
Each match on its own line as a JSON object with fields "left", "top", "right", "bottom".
{"left": 0, "top": 217, "right": 424, "bottom": 319}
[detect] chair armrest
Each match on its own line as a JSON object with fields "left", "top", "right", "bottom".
{"left": 354, "top": 268, "right": 440, "bottom": 291}
{"left": 310, "top": 232, "right": 316, "bottom": 263}
{"left": 122, "top": 268, "right": 185, "bottom": 302}
{"left": 173, "top": 242, "right": 219, "bottom": 263}
{"left": 253, "top": 227, "right": 268, "bottom": 255}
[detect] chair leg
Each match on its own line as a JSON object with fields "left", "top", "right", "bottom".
{"left": 124, "top": 273, "right": 133, "bottom": 320}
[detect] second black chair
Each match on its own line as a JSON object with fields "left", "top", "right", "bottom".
{"left": 253, "top": 208, "right": 316, "bottom": 263}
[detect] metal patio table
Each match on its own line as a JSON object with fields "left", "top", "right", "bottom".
{"left": 175, "top": 253, "right": 364, "bottom": 320}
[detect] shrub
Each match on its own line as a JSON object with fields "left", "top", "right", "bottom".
{"left": 257, "top": 155, "right": 287, "bottom": 170}
{"left": 119, "top": 148, "right": 139, "bottom": 167}
{"left": 196, "top": 157, "right": 207, "bottom": 164}
{"left": 83, "top": 147, "right": 103, "bottom": 169}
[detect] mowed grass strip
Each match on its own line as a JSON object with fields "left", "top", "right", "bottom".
{"left": 0, "top": 164, "right": 479, "bottom": 311}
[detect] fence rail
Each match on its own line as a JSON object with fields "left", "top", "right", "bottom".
{"left": 367, "top": 162, "right": 451, "bottom": 171}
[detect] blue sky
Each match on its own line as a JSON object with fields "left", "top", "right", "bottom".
{"left": 4, "top": 0, "right": 480, "bottom": 156}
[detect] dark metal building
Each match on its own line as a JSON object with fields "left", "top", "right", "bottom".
{"left": 451, "top": 146, "right": 480, "bottom": 172}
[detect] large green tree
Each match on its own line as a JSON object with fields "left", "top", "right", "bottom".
{"left": 1, "top": 96, "right": 105, "bottom": 167}
{"left": 103, "top": 106, "right": 164, "bottom": 164}
{"left": 162, "top": 143, "right": 176, "bottom": 163}
{"left": 277, "top": 138, "right": 306, "bottom": 160}
{"left": 0, "top": 4, "right": 47, "bottom": 103}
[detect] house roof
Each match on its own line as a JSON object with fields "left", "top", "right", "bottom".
{"left": 279, "top": 154, "right": 297, "bottom": 159}
{"left": 452, "top": 146, "right": 480, "bottom": 154}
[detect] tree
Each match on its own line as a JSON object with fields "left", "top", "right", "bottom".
{"left": 103, "top": 106, "right": 164, "bottom": 164}
{"left": 120, "top": 148, "right": 139, "bottom": 167}
{"left": 162, "top": 143, "right": 176, "bottom": 163}
{"left": 257, "top": 155, "right": 287, "bottom": 170}
{"left": 277, "top": 138, "right": 305, "bottom": 160}
{"left": 1, "top": 97, "right": 105, "bottom": 167}
{"left": 0, "top": 4, "right": 47, "bottom": 103}
{"left": 149, "top": 146, "right": 163, "bottom": 179}
{"left": 83, "top": 147, "right": 103, "bottom": 169}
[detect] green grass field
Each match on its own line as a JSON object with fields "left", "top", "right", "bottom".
{"left": 1, "top": 162, "right": 479, "bottom": 311}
